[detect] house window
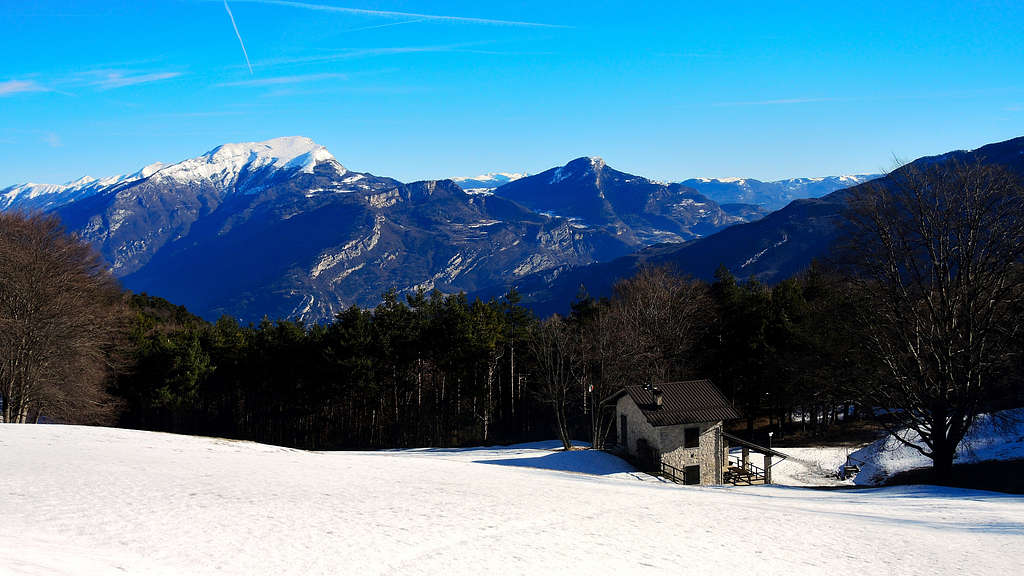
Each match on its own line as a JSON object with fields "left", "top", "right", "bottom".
{"left": 684, "top": 465, "right": 700, "bottom": 485}
{"left": 684, "top": 426, "right": 700, "bottom": 448}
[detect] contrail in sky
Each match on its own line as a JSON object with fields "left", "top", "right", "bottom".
{"left": 223, "top": 0, "right": 254, "bottom": 74}
{"left": 227, "top": 0, "right": 568, "bottom": 28}
{"left": 342, "top": 18, "right": 427, "bottom": 33}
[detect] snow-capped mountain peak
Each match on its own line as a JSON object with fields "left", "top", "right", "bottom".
{"left": 1, "top": 136, "right": 342, "bottom": 211}
{"left": 453, "top": 171, "right": 526, "bottom": 182}
{"left": 451, "top": 172, "right": 526, "bottom": 194}
{"left": 66, "top": 176, "right": 98, "bottom": 187}
{"left": 153, "top": 136, "right": 341, "bottom": 189}
{"left": 209, "top": 136, "right": 335, "bottom": 174}
{"left": 134, "top": 162, "right": 168, "bottom": 179}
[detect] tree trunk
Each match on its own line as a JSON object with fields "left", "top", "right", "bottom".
{"left": 555, "top": 402, "right": 571, "bottom": 451}
{"left": 932, "top": 443, "right": 955, "bottom": 485}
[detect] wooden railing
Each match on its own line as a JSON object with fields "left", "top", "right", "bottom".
{"left": 660, "top": 460, "right": 688, "bottom": 484}
{"left": 725, "top": 455, "right": 766, "bottom": 485}
{"left": 728, "top": 455, "right": 765, "bottom": 477}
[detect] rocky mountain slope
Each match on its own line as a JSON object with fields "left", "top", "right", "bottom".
{"left": 2, "top": 138, "right": 762, "bottom": 322}
{"left": 43, "top": 137, "right": 645, "bottom": 321}
{"left": 491, "top": 156, "right": 757, "bottom": 245}
{"left": 503, "top": 136, "right": 1024, "bottom": 314}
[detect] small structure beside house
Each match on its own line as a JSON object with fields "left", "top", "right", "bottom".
{"left": 609, "top": 379, "right": 786, "bottom": 485}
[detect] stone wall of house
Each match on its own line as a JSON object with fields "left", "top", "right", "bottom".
{"left": 659, "top": 421, "right": 724, "bottom": 484}
{"left": 615, "top": 395, "right": 661, "bottom": 464}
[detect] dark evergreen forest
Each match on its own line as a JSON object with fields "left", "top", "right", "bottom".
{"left": 112, "top": 265, "right": 872, "bottom": 451}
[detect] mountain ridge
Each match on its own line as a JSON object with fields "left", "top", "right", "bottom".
{"left": 6, "top": 135, "right": 987, "bottom": 322}
{"left": 682, "top": 174, "right": 880, "bottom": 211}
{"left": 4, "top": 137, "right": 759, "bottom": 322}
{"left": 499, "top": 135, "right": 1024, "bottom": 314}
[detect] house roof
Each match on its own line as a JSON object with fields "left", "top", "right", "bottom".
{"left": 610, "top": 379, "right": 741, "bottom": 427}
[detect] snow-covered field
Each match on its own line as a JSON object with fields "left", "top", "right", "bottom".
{"left": 2, "top": 425, "right": 1023, "bottom": 575}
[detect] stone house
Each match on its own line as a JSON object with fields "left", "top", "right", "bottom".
{"left": 610, "top": 379, "right": 742, "bottom": 485}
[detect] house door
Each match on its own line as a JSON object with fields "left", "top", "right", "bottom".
{"left": 620, "top": 414, "right": 628, "bottom": 449}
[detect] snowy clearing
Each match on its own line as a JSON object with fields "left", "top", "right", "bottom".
{"left": 1, "top": 425, "right": 1023, "bottom": 575}
{"left": 851, "top": 409, "right": 1024, "bottom": 485}
{"left": 750, "top": 446, "right": 857, "bottom": 487}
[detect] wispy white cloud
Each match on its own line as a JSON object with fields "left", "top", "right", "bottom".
{"left": 253, "top": 42, "right": 486, "bottom": 68}
{"left": 218, "top": 72, "right": 348, "bottom": 87}
{"left": 715, "top": 90, "right": 1024, "bottom": 108}
{"left": 0, "top": 80, "right": 48, "bottom": 97}
{"left": 223, "top": 0, "right": 568, "bottom": 28}
{"left": 457, "top": 49, "right": 555, "bottom": 56}
{"left": 653, "top": 51, "right": 723, "bottom": 58}
{"left": 223, "top": 0, "right": 254, "bottom": 74}
{"left": 149, "top": 110, "right": 249, "bottom": 119}
{"left": 712, "top": 97, "right": 842, "bottom": 107}
{"left": 342, "top": 18, "right": 427, "bottom": 33}
{"left": 88, "top": 71, "right": 183, "bottom": 90}
{"left": 262, "top": 83, "right": 426, "bottom": 98}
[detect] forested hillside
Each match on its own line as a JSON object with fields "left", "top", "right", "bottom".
{"left": 111, "top": 266, "right": 878, "bottom": 451}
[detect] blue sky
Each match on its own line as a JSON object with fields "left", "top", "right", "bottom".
{"left": 2, "top": 0, "right": 1023, "bottom": 185}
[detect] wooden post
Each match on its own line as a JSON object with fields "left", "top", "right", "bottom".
{"left": 763, "top": 454, "right": 773, "bottom": 484}
{"left": 742, "top": 446, "right": 750, "bottom": 471}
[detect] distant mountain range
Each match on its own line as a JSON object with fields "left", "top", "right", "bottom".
{"left": 450, "top": 172, "right": 526, "bottom": 194}
{"left": 682, "top": 174, "right": 880, "bottom": 211}
{"left": 501, "top": 136, "right": 1024, "bottom": 314}
{"left": 449, "top": 170, "right": 876, "bottom": 212}
{"left": 7, "top": 136, "right": 1015, "bottom": 321}
{"left": 0, "top": 137, "right": 762, "bottom": 322}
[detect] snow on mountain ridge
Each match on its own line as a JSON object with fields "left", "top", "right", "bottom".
{"left": 452, "top": 172, "right": 526, "bottom": 183}
{"left": 0, "top": 172, "right": 142, "bottom": 210}
{"left": 690, "top": 174, "right": 876, "bottom": 186}
{"left": 135, "top": 162, "right": 168, "bottom": 179}
{"left": 451, "top": 172, "right": 526, "bottom": 195}
{"left": 152, "top": 136, "right": 341, "bottom": 190}
{"left": 1, "top": 137, "right": 341, "bottom": 210}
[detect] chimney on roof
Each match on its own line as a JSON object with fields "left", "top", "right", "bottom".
{"left": 652, "top": 387, "right": 663, "bottom": 408}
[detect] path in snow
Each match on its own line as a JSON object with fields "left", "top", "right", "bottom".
{"left": 1, "top": 425, "right": 1022, "bottom": 575}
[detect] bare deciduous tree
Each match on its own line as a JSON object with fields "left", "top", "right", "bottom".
{"left": 575, "top": 301, "right": 618, "bottom": 449}
{"left": 609, "top": 266, "right": 711, "bottom": 385}
{"left": 528, "top": 315, "right": 577, "bottom": 450}
{"left": 842, "top": 159, "right": 1024, "bottom": 482}
{"left": 0, "top": 212, "right": 125, "bottom": 424}
{"left": 567, "top": 267, "right": 710, "bottom": 448}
